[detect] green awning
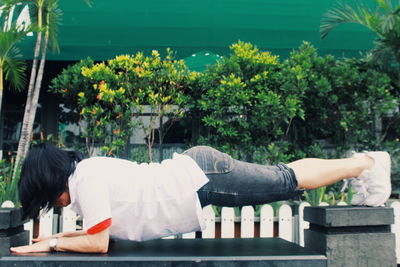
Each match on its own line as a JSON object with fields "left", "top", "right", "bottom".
{"left": 14, "top": 0, "right": 375, "bottom": 61}
{"left": 184, "top": 51, "right": 222, "bottom": 72}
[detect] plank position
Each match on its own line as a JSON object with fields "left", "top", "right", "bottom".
{"left": 11, "top": 144, "right": 391, "bottom": 253}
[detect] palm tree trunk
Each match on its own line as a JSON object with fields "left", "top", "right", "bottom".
{"left": 20, "top": 31, "right": 49, "bottom": 161}
{"left": 13, "top": 6, "right": 43, "bottom": 178}
{"left": 0, "top": 66, "right": 3, "bottom": 160}
{"left": 0, "top": 66, "right": 3, "bottom": 119}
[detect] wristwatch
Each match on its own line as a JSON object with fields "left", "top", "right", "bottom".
{"left": 49, "top": 238, "right": 58, "bottom": 252}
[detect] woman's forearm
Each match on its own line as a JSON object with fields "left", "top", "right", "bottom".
{"left": 55, "top": 230, "right": 86, "bottom": 238}
{"left": 56, "top": 232, "right": 109, "bottom": 253}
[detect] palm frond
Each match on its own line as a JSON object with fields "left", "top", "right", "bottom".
{"left": 27, "top": 1, "right": 44, "bottom": 32}
{"left": 382, "top": 13, "right": 396, "bottom": 32}
{"left": 0, "top": 24, "right": 28, "bottom": 91}
{"left": 44, "top": 0, "right": 62, "bottom": 52}
{"left": 375, "top": 0, "right": 400, "bottom": 34}
{"left": 320, "top": 2, "right": 368, "bottom": 39}
{"left": 3, "top": 46, "right": 26, "bottom": 91}
{"left": 44, "top": 0, "right": 92, "bottom": 52}
{"left": 321, "top": 0, "right": 400, "bottom": 39}
{"left": 376, "top": 0, "right": 393, "bottom": 12}
{"left": 0, "top": 25, "right": 29, "bottom": 56}
{"left": 371, "top": 40, "right": 395, "bottom": 61}
{"left": 0, "top": 0, "right": 24, "bottom": 11}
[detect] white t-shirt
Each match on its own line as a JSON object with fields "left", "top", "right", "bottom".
{"left": 68, "top": 153, "right": 209, "bottom": 241}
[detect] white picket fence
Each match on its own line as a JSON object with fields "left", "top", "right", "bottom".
{"left": 13, "top": 200, "right": 400, "bottom": 263}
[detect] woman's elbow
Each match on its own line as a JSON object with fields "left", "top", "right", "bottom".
{"left": 97, "top": 244, "right": 109, "bottom": 254}
{"left": 89, "top": 240, "right": 108, "bottom": 253}
{"left": 96, "top": 236, "right": 109, "bottom": 253}
{"left": 87, "top": 230, "right": 109, "bottom": 253}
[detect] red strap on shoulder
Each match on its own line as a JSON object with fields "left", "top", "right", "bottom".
{"left": 87, "top": 218, "right": 112, "bottom": 235}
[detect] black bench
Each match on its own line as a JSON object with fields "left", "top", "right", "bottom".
{"left": 0, "top": 237, "right": 326, "bottom": 266}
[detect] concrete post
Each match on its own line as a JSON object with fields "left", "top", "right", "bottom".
{"left": 0, "top": 208, "right": 30, "bottom": 256}
{"left": 304, "top": 206, "right": 396, "bottom": 267}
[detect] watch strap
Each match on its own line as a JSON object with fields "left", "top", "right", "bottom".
{"left": 49, "top": 237, "right": 58, "bottom": 252}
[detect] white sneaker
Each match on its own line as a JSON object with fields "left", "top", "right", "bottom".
{"left": 342, "top": 151, "right": 369, "bottom": 205}
{"left": 343, "top": 178, "right": 369, "bottom": 205}
{"left": 355, "top": 151, "right": 392, "bottom": 206}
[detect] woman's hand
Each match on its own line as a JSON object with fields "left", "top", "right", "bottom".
{"left": 10, "top": 239, "right": 51, "bottom": 253}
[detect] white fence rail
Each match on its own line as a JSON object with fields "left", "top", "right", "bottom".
{"left": 19, "top": 200, "right": 400, "bottom": 263}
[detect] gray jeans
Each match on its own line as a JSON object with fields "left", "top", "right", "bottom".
{"left": 182, "top": 146, "right": 302, "bottom": 207}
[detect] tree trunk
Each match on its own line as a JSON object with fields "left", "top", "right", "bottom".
{"left": 191, "top": 110, "right": 200, "bottom": 145}
{"left": 13, "top": 6, "right": 43, "bottom": 178}
{"left": 158, "top": 116, "right": 163, "bottom": 162}
{"left": 20, "top": 32, "right": 49, "bottom": 161}
{"left": 0, "top": 66, "right": 3, "bottom": 115}
{"left": 0, "top": 67, "right": 3, "bottom": 160}
{"left": 147, "top": 127, "right": 154, "bottom": 162}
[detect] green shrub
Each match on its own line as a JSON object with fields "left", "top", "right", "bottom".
{"left": 285, "top": 43, "right": 398, "bottom": 153}
{"left": 189, "top": 41, "right": 399, "bottom": 199}
{"left": 50, "top": 41, "right": 399, "bottom": 196}
{"left": 193, "top": 41, "right": 304, "bottom": 160}
{"left": 51, "top": 50, "right": 193, "bottom": 161}
{"left": 0, "top": 157, "right": 20, "bottom": 206}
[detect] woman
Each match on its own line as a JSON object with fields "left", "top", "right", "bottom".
{"left": 11, "top": 143, "right": 391, "bottom": 254}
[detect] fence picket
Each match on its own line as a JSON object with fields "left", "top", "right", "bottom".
{"left": 39, "top": 208, "right": 54, "bottom": 237}
{"left": 182, "top": 232, "right": 196, "bottom": 239}
{"left": 260, "top": 204, "right": 273, "bottom": 238}
{"left": 240, "top": 206, "right": 254, "bottom": 238}
{"left": 61, "top": 206, "right": 77, "bottom": 232}
{"left": 298, "top": 202, "right": 310, "bottom": 246}
{"left": 221, "top": 207, "right": 235, "bottom": 238}
{"left": 390, "top": 201, "right": 400, "bottom": 264}
{"left": 202, "top": 205, "right": 216, "bottom": 239}
{"left": 278, "top": 204, "right": 292, "bottom": 242}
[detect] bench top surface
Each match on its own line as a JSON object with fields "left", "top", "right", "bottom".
{"left": 1, "top": 238, "right": 326, "bottom": 262}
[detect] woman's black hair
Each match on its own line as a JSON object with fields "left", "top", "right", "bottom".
{"left": 18, "top": 143, "right": 84, "bottom": 220}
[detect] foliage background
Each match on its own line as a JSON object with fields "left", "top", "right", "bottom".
{"left": 190, "top": 42, "right": 398, "bottom": 161}
{"left": 47, "top": 41, "right": 400, "bottom": 202}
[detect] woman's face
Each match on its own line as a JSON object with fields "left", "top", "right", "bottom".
{"left": 55, "top": 190, "right": 71, "bottom": 207}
